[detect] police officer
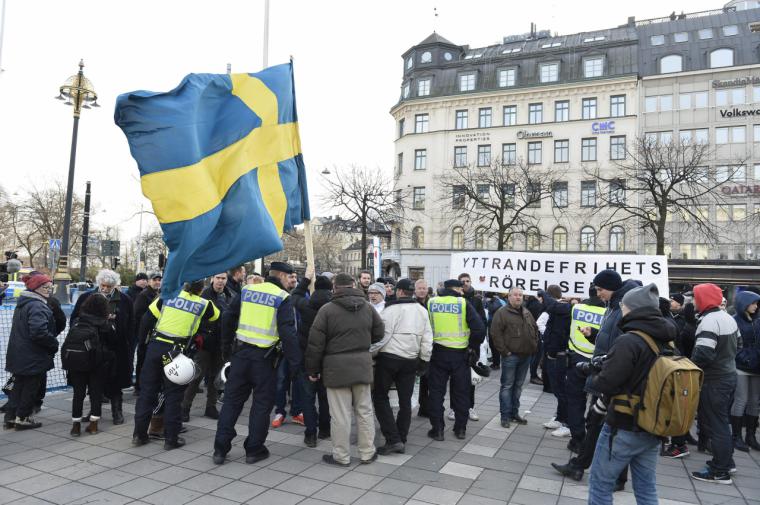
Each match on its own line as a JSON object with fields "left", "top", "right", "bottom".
{"left": 427, "top": 279, "right": 486, "bottom": 440}
{"left": 213, "top": 262, "right": 301, "bottom": 465}
{"left": 132, "top": 279, "right": 219, "bottom": 449}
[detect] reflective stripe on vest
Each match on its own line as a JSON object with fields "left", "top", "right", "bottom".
{"left": 236, "top": 282, "right": 289, "bottom": 348}
{"left": 568, "top": 304, "right": 606, "bottom": 357}
{"left": 155, "top": 291, "right": 209, "bottom": 340}
{"left": 428, "top": 296, "right": 469, "bottom": 349}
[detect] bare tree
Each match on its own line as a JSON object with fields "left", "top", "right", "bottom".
{"left": 587, "top": 136, "right": 745, "bottom": 255}
{"left": 437, "top": 158, "right": 564, "bottom": 250}
{"left": 321, "top": 166, "right": 400, "bottom": 270}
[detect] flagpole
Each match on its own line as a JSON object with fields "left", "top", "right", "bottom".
{"left": 0, "top": 0, "right": 7, "bottom": 72}
{"left": 256, "top": 0, "right": 270, "bottom": 277}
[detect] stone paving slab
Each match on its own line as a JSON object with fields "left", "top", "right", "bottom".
{"left": 1, "top": 380, "right": 758, "bottom": 504}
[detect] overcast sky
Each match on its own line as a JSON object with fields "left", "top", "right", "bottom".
{"left": 0, "top": 0, "right": 720, "bottom": 240}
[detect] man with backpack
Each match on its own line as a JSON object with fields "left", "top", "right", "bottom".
{"left": 587, "top": 283, "right": 685, "bottom": 505}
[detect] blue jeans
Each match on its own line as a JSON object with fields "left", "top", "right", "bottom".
{"left": 499, "top": 354, "right": 531, "bottom": 421}
{"left": 544, "top": 353, "right": 568, "bottom": 424}
{"left": 589, "top": 424, "right": 659, "bottom": 505}
{"left": 274, "top": 359, "right": 303, "bottom": 416}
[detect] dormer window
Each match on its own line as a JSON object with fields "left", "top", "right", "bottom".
{"left": 444, "top": 52, "right": 453, "bottom": 61}
{"left": 540, "top": 62, "right": 559, "bottom": 83}
{"left": 402, "top": 83, "right": 410, "bottom": 99}
{"left": 541, "top": 41, "right": 562, "bottom": 48}
{"left": 584, "top": 57, "right": 604, "bottom": 78}
{"left": 406, "top": 57, "right": 413, "bottom": 70}
{"left": 583, "top": 35, "right": 605, "bottom": 43}
{"left": 502, "top": 46, "right": 522, "bottom": 54}
{"left": 420, "top": 51, "right": 432, "bottom": 63}
{"left": 465, "top": 51, "right": 484, "bottom": 59}
{"left": 459, "top": 73, "right": 476, "bottom": 91}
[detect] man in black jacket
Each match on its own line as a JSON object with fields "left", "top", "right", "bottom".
{"left": 290, "top": 272, "right": 333, "bottom": 446}
{"left": 127, "top": 273, "right": 148, "bottom": 302}
{"left": 587, "top": 283, "right": 676, "bottom": 505}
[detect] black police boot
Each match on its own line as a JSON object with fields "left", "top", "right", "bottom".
{"left": 427, "top": 428, "right": 444, "bottom": 441}
{"left": 377, "top": 441, "right": 405, "bottom": 455}
{"left": 181, "top": 407, "right": 190, "bottom": 423}
{"left": 454, "top": 429, "right": 466, "bottom": 440}
{"left": 164, "top": 436, "right": 186, "bottom": 450}
{"left": 204, "top": 406, "right": 219, "bottom": 419}
{"left": 304, "top": 433, "right": 317, "bottom": 448}
{"left": 731, "top": 416, "right": 749, "bottom": 452}
{"left": 112, "top": 398, "right": 124, "bottom": 425}
{"left": 132, "top": 434, "right": 150, "bottom": 447}
{"left": 246, "top": 447, "right": 270, "bottom": 464}
{"left": 551, "top": 461, "right": 583, "bottom": 481}
{"left": 745, "top": 415, "right": 760, "bottom": 451}
{"left": 213, "top": 451, "right": 226, "bottom": 465}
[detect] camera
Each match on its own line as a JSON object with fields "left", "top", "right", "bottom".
{"left": 576, "top": 354, "right": 607, "bottom": 376}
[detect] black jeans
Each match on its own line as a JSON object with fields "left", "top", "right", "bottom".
{"left": 428, "top": 347, "right": 470, "bottom": 432}
{"left": 182, "top": 348, "right": 223, "bottom": 410}
{"left": 373, "top": 354, "right": 418, "bottom": 444}
{"left": 700, "top": 375, "right": 737, "bottom": 473}
{"left": 69, "top": 369, "right": 104, "bottom": 420}
{"left": 300, "top": 374, "right": 330, "bottom": 437}
{"left": 5, "top": 374, "right": 45, "bottom": 420}
{"left": 570, "top": 396, "right": 628, "bottom": 485}
{"left": 566, "top": 351, "right": 590, "bottom": 441}
{"left": 544, "top": 353, "right": 568, "bottom": 424}
{"left": 530, "top": 338, "right": 543, "bottom": 379}
{"left": 488, "top": 331, "right": 501, "bottom": 368}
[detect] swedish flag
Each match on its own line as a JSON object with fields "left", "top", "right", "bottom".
{"left": 114, "top": 62, "right": 310, "bottom": 298}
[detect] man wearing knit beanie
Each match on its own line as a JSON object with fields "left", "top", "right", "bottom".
{"left": 691, "top": 283, "right": 740, "bottom": 484}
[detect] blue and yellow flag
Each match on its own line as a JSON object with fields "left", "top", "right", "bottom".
{"left": 114, "top": 62, "right": 310, "bottom": 298}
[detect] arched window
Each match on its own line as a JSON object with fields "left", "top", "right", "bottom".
{"left": 451, "top": 227, "right": 464, "bottom": 249}
{"left": 580, "top": 226, "right": 596, "bottom": 251}
{"left": 526, "top": 227, "right": 540, "bottom": 251}
{"left": 710, "top": 48, "right": 734, "bottom": 68}
{"left": 660, "top": 54, "right": 683, "bottom": 73}
{"left": 412, "top": 227, "right": 424, "bottom": 249}
{"left": 552, "top": 227, "right": 568, "bottom": 251}
{"left": 475, "top": 227, "right": 487, "bottom": 250}
{"left": 609, "top": 226, "right": 626, "bottom": 252}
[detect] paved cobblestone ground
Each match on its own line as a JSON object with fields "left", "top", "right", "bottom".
{"left": 1, "top": 380, "right": 758, "bottom": 504}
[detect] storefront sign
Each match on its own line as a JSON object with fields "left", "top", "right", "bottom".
{"left": 712, "top": 76, "right": 760, "bottom": 88}
{"left": 721, "top": 184, "right": 760, "bottom": 196}
{"left": 516, "top": 130, "right": 553, "bottom": 139}
{"left": 719, "top": 107, "right": 760, "bottom": 118}
{"left": 591, "top": 121, "right": 615, "bottom": 134}
{"left": 450, "top": 251, "right": 669, "bottom": 297}
{"left": 454, "top": 132, "right": 490, "bottom": 142}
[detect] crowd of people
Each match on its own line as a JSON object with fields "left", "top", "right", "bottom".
{"left": 2, "top": 264, "right": 759, "bottom": 504}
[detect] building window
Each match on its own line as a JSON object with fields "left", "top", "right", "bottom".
{"left": 581, "top": 138, "right": 597, "bottom": 161}
{"left": 553, "top": 181, "right": 568, "bottom": 208}
{"left": 716, "top": 88, "right": 745, "bottom": 106}
{"left": 526, "top": 227, "right": 540, "bottom": 251}
{"left": 502, "top": 46, "right": 522, "bottom": 54}
{"left": 581, "top": 181, "right": 597, "bottom": 207}
{"left": 452, "top": 227, "right": 464, "bottom": 249}
{"left": 453, "top": 186, "right": 465, "bottom": 209}
{"left": 650, "top": 35, "right": 665, "bottom": 46}
{"left": 583, "top": 35, "right": 605, "bottom": 43}
{"left": 499, "top": 68, "right": 516, "bottom": 87}
{"left": 540, "top": 62, "right": 559, "bottom": 83}
{"left": 454, "top": 146, "right": 467, "bottom": 167}
{"left": 754, "top": 163, "right": 760, "bottom": 180}
{"left": 552, "top": 227, "right": 568, "bottom": 251}
{"left": 415, "top": 114, "right": 429, "bottom": 133}
{"left": 609, "top": 227, "right": 626, "bottom": 252}
{"left": 417, "top": 78, "right": 431, "bottom": 97}
{"left": 398, "top": 119, "right": 405, "bottom": 138}
{"left": 528, "top": 142, "right": 542, "bottom": 164}
{"left": 479, "top": 107, "right": 492, "bottom": 128}
{"left": 412, "top": 187, "right": 425, "bottom": 209}
{"left": 396, "top": 153, "right": 403, "bottom": 176}
{"left": 582, "top": 98, "right": 597, "bottom": 119}
{"left": 645, "top": 131, "right": 674, "bottom": 145}
{"left": 610, "top": 95, "right": 626, "bottom": 117}
{"left": 555, "top": 100, "right": 569, "bottom": 122}
{"left": 541, "top": 41, "right": 562, "bottom": 48}
{"left": 503, "top": 105, "right": 517, "bottom": 126}
{"left": 554, "top": 139, "right": 569, "bottom": 163}
{"left": 715, "top": 126, "right": 746, "bottom": 144}
{"left": 476, "top": 184, "right": 490, "bottom": 205}
{"left": 754, "top": 86, "right": 760, "bottom": 103}
{"left": 503, "top": 183, "right": 516, "bottom": 207}
{"left": 698, "top": 28, "right": 713, "bottom": 39}
{"left": 420, "top": 51, "right": 432, "bottom": 63}
{"left": 660, "top": 55, "right": 683, "bottom": 73}
{"left": 528, "top": 103, "right": 543, "bottom": 124}
{"left": 455, "top": 110, "right": 468, "bottom": 129}
{"left": 679, "top": 91, "right": 708, "bottom": 109}
{"left": 710, "top": 48, "right": 734, "bottom": 68}
{"left": 584, "top": 57, "right": 603, "bottom": 78}
{"left": 609, "top": 179, "right": 626, "bottom": 206}
{"left": 717, "top": 204, "right": 747, "bottom": 222}
{"left": 723, "top": 25, "right": 739, "bottom": 36}
{"left": 477, "top": 145, "right": 492, "bottom": 166}
{"left": 610, "top": 135, "right": 626, "bottom": 160}
{"left": 475, "top": 227, "right": 487, "bottom": 250}
{"left": 716, "top": 165, "right": 746, "bottom": 182}
{"left": 402, "top": 83, "right": 410, "bottom": 99}
{"left": 414, "top": 149, "right": 427, "bottom": 170}
{"left": 580, "top": 226, "right": 596, "bottom": 251}
{"left": 406, "top": 57, "right": 413, "bottom": 70}
{"left": 679, "top": 129, "right": 709, "bottom": 144}
{"left": 527, "top": 182, "right": 542, "bottom": 208}
{"left": 502, "top": 143, "right": 517, "bottom": 165}
{"left": 411, "top": 227, "right": 424, "bottom": 248}
{"left": 645, "top": 94, "right": 673, "bottom": 112}
{"left": 674, "top": 32, "right": 689, "bottom": 43}
{"left": 459, "top": 73, "right": 476, "bottom": 91}
{"left": 755, "top": 125, "right": 760, "bottom": 142}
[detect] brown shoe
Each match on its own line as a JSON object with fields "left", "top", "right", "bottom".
{"left": 148, "top": 416, "right": 164, "bottom": 439}
{"left": 70, "top": 422, "right": 81, "bottom": 437}
{"left": 85, "top": 420, "right": 99, "bottom": 434}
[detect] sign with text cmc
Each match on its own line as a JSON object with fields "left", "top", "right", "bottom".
{"left": 450, "top": 251, "right": 669, "bottom": 298}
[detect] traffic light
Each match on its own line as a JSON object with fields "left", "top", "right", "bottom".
{"left": 158, "top": 253, "right": 166, "bottom": 269}
{"left": 112, "top": 257, "right": 121, "bottom": 269}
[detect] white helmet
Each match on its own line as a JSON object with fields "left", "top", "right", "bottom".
{"left": 214, "top": 362, "right": 232, "bottom": 390}
{"left": 471, "top": 368, "right": 483, "bottom": 386}
{"left": 163, "top": 353, "right": 198, "bottom": 385}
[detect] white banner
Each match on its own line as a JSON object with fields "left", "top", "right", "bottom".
{"left": 450, "top": 251, "right": 669, "bottom": 298}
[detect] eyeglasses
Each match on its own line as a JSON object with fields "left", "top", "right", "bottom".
{"left": 38, "top": 284, "right": 53, "bottom": 291}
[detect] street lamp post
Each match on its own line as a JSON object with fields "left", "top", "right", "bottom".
{"left": 53, "top": 59, "right": 98, "bottom": 303}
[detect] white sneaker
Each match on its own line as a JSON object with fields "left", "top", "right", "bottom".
{"left": 469, "top": 408, "right": 479, "bottom": 421}
{"left": 447, "top": 409, "right": 456, "bottom": 421}
{"left": 543, "top": 417, "right": 562, "bottom": 430}
{"left": 552, "top": 426, "right": 571, "bottom": 437}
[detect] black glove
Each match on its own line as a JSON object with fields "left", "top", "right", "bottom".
{"left": 416, "top": 360, "right": 429, "bottom": 377}
{"left": 467, "top": 347, "right": 479, "bottom": 367}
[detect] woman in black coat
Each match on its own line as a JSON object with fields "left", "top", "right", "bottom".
{"left": 71, "top": 269, "right": 134, "bottom": 425}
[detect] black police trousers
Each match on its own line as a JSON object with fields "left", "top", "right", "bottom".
{"left": 427, "top": 346, "right": 470, "bottom": 432}
{"left": 214, "top": 345, "right": 276, "bottom": 457}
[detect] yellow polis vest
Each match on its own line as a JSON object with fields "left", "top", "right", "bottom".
{"left": 568, "top": 303, "right": 606, "bottom": 358}
{"left": 236, "top": 282, "right": 289, "bottom": 348}
{"left": 149, "top": 290, "right": 217, "bottom": 342}
{"left": 428, "top": 296, "right": 469, "bottom": 349}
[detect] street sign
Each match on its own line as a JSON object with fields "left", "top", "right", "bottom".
{"left": 101, "top": 240, "right": 121, "bottom": 257}
{"left": 49, "top": 239, "right": 62, "bottom": 251}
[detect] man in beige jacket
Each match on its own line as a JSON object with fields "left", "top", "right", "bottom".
{"left": 371, "top": 278, "right": 433, "bottom": 455}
